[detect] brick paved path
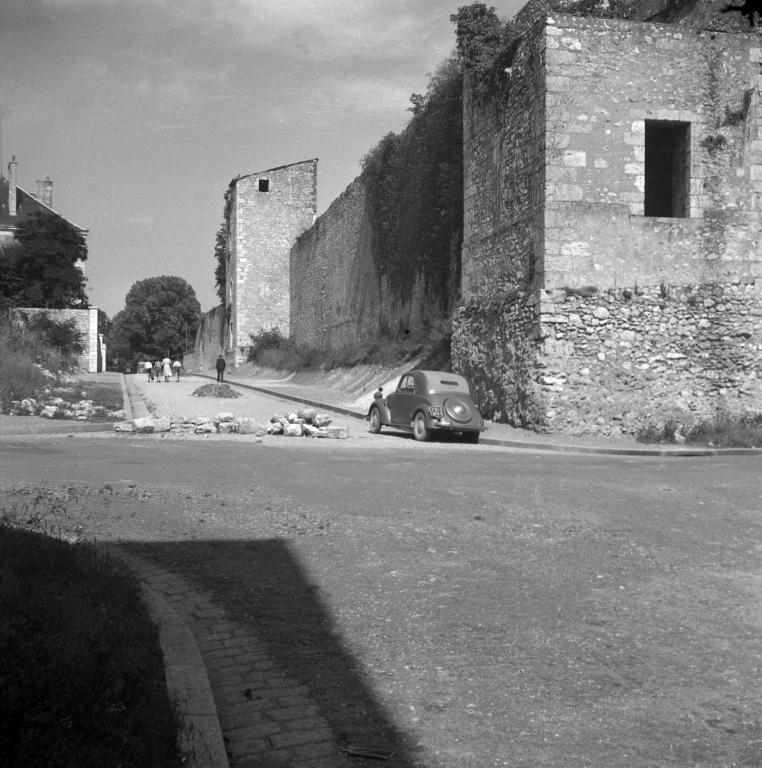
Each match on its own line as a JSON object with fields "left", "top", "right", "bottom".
{"left": 125, "top": 553, "right": 356, "bottom": 768}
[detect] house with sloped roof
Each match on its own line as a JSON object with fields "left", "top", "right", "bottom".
{"left": 0, "top": 156, "right": 87, "bottom": 245}
{"left": 0, "top": 155, "right": 103, "bottom": 372}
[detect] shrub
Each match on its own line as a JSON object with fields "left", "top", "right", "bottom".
{"left": 685, "top": 411, "right": 762, "bottom": 448}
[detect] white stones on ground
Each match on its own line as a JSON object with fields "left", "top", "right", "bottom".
{"left": 267, "top": 421, "right": 284, "bottom": 435}
{"left": 593, "top": 306, "right": 610, "bottom": 320}
{"left": 41, "top": 405, "right": 60, "bottom": 419}
{"left": 297, "top": 406, "right": 317, "bottom": 421}
{"left": 283, "top": 423, "right": 304, "bottom": 437}
{"left": 312, "top": 412, "right": 333, "bottom": 427}
{"left": 215, "top": 412, "right": 235, "bottom": 423}
{"left": 316, "top": 426, "right": 349, "bottom": 439}
{"left": 133, "top": 416, "right": 155, "bottom": 433}
{"left": 234, "top": 417, "right": 259, "bottom": 434}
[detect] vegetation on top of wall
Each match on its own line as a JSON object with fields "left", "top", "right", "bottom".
{"left": 360, "top": 55, "right": 463, "bottom": 316}
{"left": 213, "top": 223, "right": 226, "bottom": 304}
{"left": 450, "top": 1, "right": 663, "bottom": 103}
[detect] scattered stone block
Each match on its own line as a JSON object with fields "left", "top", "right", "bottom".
{"left": 317, "top": 426, "right": 349, "bottom": 439}
{"left": 312, "top": 412, "right": 333, "bottom": 427}
{"left": 234, "top": 417, "right": 258, "bottom": 434}
{"left": 297, "top": 406, "right": 317, "bottom": 422}
{"left": 283, "top": 423, "right": 303, "bottom": 437}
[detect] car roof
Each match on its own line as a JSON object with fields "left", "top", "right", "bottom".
{"left": 405, "top": 370, "right": 471, "bottom": 389}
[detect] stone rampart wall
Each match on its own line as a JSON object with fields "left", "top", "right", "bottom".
{"left": 183, "top": 304, "right": 227, "bottom": 372}
{"left": 535, "top": 282, "right": 762, "bottom": 435}
{"left": 290, "top": 177, "right": 380, "bottom": 349}
{"left": 289, "top": 175, "right": 448, "bottom": 352}
{"left": 461, "top": 0, "right": 547, "bottom": 303}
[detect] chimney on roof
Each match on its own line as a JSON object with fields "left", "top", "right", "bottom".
{"left": 36, "top": 176, "right": 53, "bottom": 208}
{"left": 8, "top": 155, "right": 17, "bottom": 216}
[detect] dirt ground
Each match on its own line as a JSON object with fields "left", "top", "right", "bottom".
{"left": 1, "top": 434, "right": 761, "bottom": 768}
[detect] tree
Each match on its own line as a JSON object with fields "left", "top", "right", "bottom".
{"left": 0, "top": 211, "right": 89, "bottom": 308}
{"left": 213, "top": 223, "right": 227, "bottom": 304}
{"left": 109, "top": 276, "right": 200, "bottom": 363}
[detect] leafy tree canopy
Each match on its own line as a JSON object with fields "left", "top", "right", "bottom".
{"left": 109, "top": 275, "right": 200, "bottom": 363}
{"left": 0, "top": 211, "right": 89, "bottom": 308}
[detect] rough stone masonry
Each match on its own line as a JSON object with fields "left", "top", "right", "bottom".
{"left": 453, "top": 0, "right": 762, "bottom": 435}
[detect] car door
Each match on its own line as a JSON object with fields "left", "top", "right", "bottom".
{"left": 388, "top": 375, "right": 416, "bottom": 425}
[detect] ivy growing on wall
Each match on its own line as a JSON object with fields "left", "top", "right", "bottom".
{"left": 361, "top": 55, "right": 464, "bottom": 317}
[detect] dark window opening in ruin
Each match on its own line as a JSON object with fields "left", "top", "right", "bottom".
{"left": 258, "top": 179, "right": 269, "bottom": 192}
{"left": 644, "top": 120, "right": 690, "bottom": 218}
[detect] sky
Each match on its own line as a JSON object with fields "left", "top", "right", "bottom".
{"left": 0, "top": 0, "right": 525, "bottom": 318}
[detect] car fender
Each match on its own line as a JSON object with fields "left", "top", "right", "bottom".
{"left": 367, "top": 397, "right": 392, "bottom": 426}
{"left": 410, "top": 407, "right": 433, "bottom": 429}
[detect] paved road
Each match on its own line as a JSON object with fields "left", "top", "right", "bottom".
{"left": 1, "top": 433, "right": 761, "bottom": 768}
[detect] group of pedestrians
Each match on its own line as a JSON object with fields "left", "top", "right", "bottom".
{"left": 143, "top": 357, "right": 182, "bottom": 382}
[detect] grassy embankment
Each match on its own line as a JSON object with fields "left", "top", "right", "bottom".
{"left": 0, "top": 495, "right": 183, "bottom": 768}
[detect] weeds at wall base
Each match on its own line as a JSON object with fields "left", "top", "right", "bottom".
{"left": 636, "top": 411, "right": 762, "bottom": 447}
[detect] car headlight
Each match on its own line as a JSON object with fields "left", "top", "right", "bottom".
{"left": 428, "top": 405, "right": 444, "bottom": 418}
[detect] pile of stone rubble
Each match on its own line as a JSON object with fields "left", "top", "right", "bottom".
{"left": 115, "top": 405, "right": 349, "bottom": 439}
{"left": 10, "top": 396, "right": 126, "bottom": 421}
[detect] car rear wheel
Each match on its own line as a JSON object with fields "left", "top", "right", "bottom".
{"left": 413, "top": 411, "right": 431, "bottom": 442}
{"left": 369, "top": 405, "right": 382, "bottom": 434}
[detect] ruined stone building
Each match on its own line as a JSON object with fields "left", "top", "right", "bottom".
{"left": 206, "top": 159, "right": 317, "bottom": 367}
{"left": 192, "top": 0, "right": 762, "bottom": 434}
{"left": 453, "top": 0, "right": 762, "bottom": 434}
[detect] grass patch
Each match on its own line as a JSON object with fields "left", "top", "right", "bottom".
{"left": 76, "top": 379, "right": 124, "bottom": 411}
{"left": 636, "top": 412, "right": 762, "bottom": 448}
{"left": 0, "top": 497, "right": 183, "bottom": 768}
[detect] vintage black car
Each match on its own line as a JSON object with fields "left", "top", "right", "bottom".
{"left": 367, "top": 369, "right": 486, "bottom": 443}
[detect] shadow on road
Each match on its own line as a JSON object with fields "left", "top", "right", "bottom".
{"left": 122, "top": 538, "right": 421, "bottom": 767}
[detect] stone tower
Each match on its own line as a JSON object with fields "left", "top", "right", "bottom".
{"left": 224, "top": 159, "right": 317, "bottom": 364}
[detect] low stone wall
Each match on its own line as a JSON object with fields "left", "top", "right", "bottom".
{"left": 20, "top": 307, "right": 100, "bottom": 372}
{"left": 453, "top": 281, "right": 762, "bottom": 436}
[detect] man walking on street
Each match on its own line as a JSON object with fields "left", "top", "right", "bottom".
{"left": 216, "top": 354, "right": 226, "bottom": 383}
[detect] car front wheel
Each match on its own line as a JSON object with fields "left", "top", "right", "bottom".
{"left": 369, "top": 405, "right": 382, "bottom": 434}
{"left": 413, "top": 411, "right": 431, "bottom": 442}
